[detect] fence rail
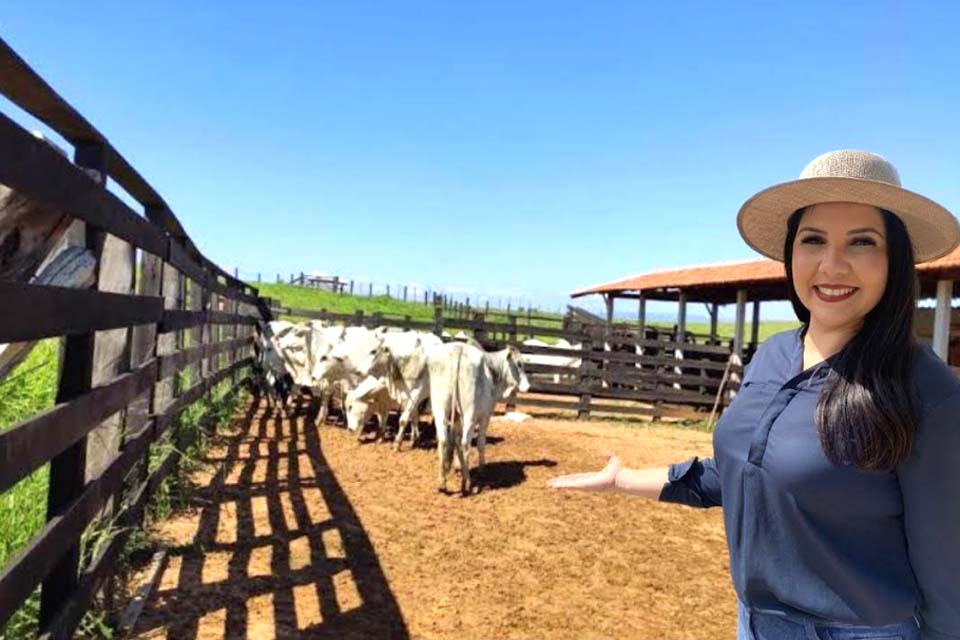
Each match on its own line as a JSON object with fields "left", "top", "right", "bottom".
{"left": 0, "top": 37, "right": 271, "bottom": 638}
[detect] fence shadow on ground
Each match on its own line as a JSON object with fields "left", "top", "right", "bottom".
{"left": 133, "top": 394, "right": 409, "bottom": 639}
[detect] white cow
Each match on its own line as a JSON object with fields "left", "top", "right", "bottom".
{"left": 311, "top": 326, "right": 402, "bottom": 423}
{"left": 340, "top": 330, "right": 442, "bottom": 449}
{"left": 427, "top": 342, "right": 530, "bottom": 495}
{"left": 257, "top": 320, "right": 304, "bottom": 414}
{"left": 520, "top": 338, "right": 582, "bottom": 383}
{"left": 344, "top": 376, "right": 393, "bottom": 441}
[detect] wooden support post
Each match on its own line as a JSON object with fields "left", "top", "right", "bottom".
{"left": 709, "top": 302, "right": 719, "bottom": 343}
{"left": 634, "top": 293, "right": 646, "bottom": 368}
{"left": 933, "top": 279, "right": 954, "bottom": 361}
{"left": 734, "top": 289, "right": 747, "bottom": 360}
{"left": 751, "top": 300, "right": 761, "bottom": 354}
{"left": 40, "top": 143, "right": 109, "bottom": 627}
{"left": 433, "top": 306, "right": 443, "bottom": 337}
{"left": 605, "top": 294, "right": 614, "bottom": 326}
{"left": 474, "top": 312, "right": 487, "bottom": 345}
{"left": 673, "top": 291, "right": 687, "bottom": 391}
{"left": 577, "top": 329, "right": 596, "bottom": 420}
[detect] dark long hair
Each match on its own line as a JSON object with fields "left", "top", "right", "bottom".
{"left": 784, "top": 208, "right": 919, "bottom": 471}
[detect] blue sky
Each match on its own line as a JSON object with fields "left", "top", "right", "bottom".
{"left": 3, "top": 2, "right": 958, "bottom": 320}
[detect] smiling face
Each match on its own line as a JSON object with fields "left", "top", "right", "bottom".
{"left": 791, "top": 202, "right": 889, "bottom": 335}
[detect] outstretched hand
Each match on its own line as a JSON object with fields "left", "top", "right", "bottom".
{"left": 547, "top": 453, "right": 621, "bottom": 492}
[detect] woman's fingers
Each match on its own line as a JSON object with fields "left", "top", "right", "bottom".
{"left": 546, "top": 472, "right": 600, "bottom": 488}
{"left": 547, "top": 453, "right": 624, "bottom": 490}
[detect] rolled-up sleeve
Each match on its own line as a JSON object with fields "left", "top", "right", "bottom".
{"left": 897, "top": 390, "right": 960, "bottom": 639}
{"left": 658, "top": 456, "right": 722, "bottom": 508}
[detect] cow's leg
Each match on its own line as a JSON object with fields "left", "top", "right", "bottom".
{"left": 317, "top": 390, "right": 330, "bottom": 426}
{"left": 394, "top": 402, "right": 412, "bottom": 451}
{"left": 375, "top": 407, "right": 389, "bottom": 443}
{"left": 477, "top": 413, "right": 493, "bottom": 472}
{"left": 434, "top": 405, "right": 450, "bottom": 493}
{"left": 410, "top": 407, "right": 420, "bottom": 446}
{"left": 457, "top": 424, "right": 472, "bottom": 496}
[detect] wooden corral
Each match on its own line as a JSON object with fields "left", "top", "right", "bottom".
{"left": 0, "top": 38, "right": 271, "bottom": 637}
{"left": 268, "top": 305, "right": 743, "bottom": 421}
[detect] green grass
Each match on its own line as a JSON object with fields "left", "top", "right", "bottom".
{"left": 0, "top": 340, "right": 58, "bottom": 640}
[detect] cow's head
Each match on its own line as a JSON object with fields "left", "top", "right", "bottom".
{"left": 344, "top": 376, "right": 387, "bottom": 432}
{"left": 494, "top": 346, "right": 531, "bottom": 399}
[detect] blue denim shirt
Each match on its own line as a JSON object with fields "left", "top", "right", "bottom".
{"left": 660, "top": 326, "right": 960, "bottom": 639}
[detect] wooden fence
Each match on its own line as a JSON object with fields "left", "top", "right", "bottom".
{"left": 0, "top": 39, "right": 270, "bottom": 638}
{"left": 268, "top": 305, "right": 744, "bottom": 420}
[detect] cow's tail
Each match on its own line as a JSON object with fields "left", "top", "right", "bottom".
{"left": 443, "top": 346, "right": 463, "bottom": 472}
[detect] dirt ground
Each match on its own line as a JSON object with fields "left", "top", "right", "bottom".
{"left": 129, "top": 395, "right": 736, "bottom": 640}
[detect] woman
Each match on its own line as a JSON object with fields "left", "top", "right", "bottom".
{"left": 549, "top": 150, "right": 960, "bottom": 640}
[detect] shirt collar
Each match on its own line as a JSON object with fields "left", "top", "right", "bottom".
{"left": 790, "top": 324, "right": 842, "bottom": 388}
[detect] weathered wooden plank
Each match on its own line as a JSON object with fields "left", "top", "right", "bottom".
{"left": 158, "top": 309, "right": 259, "bottom": 333}
{"left": 0, "top": 282, "right": 163, "bottom": 343}
{"left": 0, "top": 246, "right": 96, "bottom": 381}
{"left": 2, "top": 369, "right": 255, "bottom": 633}
{"left": 86, "top": 234, "right": 136, "bottom": 484}
{"left": 166, "top": 238, "right": 208, "bottom": 289}
{"left": 154, "top": 357, "right": 252, "bottom": 433}
{"left": 0, "top": 419, "right": 154, "bottom": 630}
{"left": 0, "top": 359, "right": 157, "bottom": 495}
{"left": 0, "top": 113, "right": 167, "bottom": 257}
{"left": 0, "top": 183, "right": 72, "bottom": 282}
{"left": 157, "top": 336, "right": 253, "bottom": 381}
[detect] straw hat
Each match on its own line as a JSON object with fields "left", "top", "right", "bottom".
{"left": 737, "top": 150, "right": 960, "bottom": 263}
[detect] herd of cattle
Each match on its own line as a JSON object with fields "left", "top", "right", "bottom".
{"left": 256, "top": 321, "right": 536, "bottom": 495}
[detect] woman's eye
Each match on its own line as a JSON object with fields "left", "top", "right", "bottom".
{"left": 851, "top": 237, "right": 877, "bottom": 246}
{"left": 800, "top": 236, "right": 824, "bottom": 244}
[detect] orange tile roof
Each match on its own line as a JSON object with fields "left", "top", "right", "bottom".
{"left": 572, "top": 246, "right": 960, "bottom": 299}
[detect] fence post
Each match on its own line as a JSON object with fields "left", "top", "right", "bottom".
{"left": 349, "top": 280, "right": 354, "bottom": 296}
{"left": 369, "top": 282, "right": 373, "bottom": 297}
{"left": 403, "top": 285, "right": 408, "bottom": 301}
{"left": 433, "top": 306, "right": 444, "bottom": 337}
{"left": 386, "top": 284, "right": 390, "bottom": 298}
{"left": 473, "top": 312, "right": 487, "bottom": 346}
{"left": 39, "top": 143, "right": 110, "bottom": 626}
{"left": 576, "top": 329, "right": 595, "bottom": 421}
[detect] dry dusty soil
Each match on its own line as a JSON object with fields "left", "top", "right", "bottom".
{"left": 129, "top": 396, "right": 735, "bottom": 640}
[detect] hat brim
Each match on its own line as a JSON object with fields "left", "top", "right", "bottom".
{"left": 737, "top": 176, "right": 960, "bottom": 263}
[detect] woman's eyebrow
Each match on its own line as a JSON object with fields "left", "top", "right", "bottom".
{"left": 797, "top": 226, "right": 883, "bottom": 236}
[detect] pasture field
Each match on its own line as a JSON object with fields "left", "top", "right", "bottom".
{"left": 254, "top": 281, "right": 799, "bottom": 344}
{"left": 128, "top": 395, "right": 737, "bottom": 640}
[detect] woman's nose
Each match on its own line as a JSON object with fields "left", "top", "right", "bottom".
{"left": 819, "top": 242, "right": 852, "bottom": 276}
